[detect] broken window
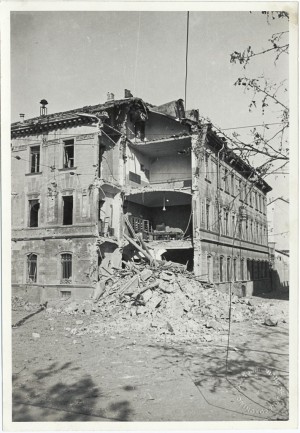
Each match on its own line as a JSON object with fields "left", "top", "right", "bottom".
{"left": 61, "top": 253, "right": 72, "bottom": 281}
{"left": 27, "top": 253, "right": 37, "bottom": 282}
{"left": 30, "top": 146, "right": 40, "bottom": 173}
{"left": 63, "top": 196, "right": 73, "bottom": 225}
{"left": 63, "top": 139, "right": 74, "bottom": 168}
{"left": 29, "top": 199, "right": 40, "bottom": 227}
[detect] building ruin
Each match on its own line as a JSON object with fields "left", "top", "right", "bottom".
{"left": 11, "top": 92, "right": 272, "bottom": 302}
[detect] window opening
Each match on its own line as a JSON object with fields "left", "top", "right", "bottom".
{"left": 30, "top": 146, "right": 40, "bottom": 173}
{"left": 63, "top": 196, "right": 73, "bottom": 225}
{"left": 61, "top": 253, "right": 72, "bottom": 281}
{"left": 29, "top": 199, "right": 40, "bottom": 227}
{"left": 27, "top": 253, "right": 37, "bottom": 282}
{"left": 63, "top": 139, "right": 74, "bottom": 168}
{"left": 220, "top": 256, "right": 224, "bottom": 282}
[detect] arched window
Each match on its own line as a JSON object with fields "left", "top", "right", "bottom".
{"left": 240, "top": 258, "right": 245, "bottom": 280}
{"left": 233, "top": 258, "right": 237, "bottom": 281}
{"left": 27, "top": 253, "right": 37, "bottom": 283}
{"left": 61, "top": 253, "right": 72, "bottom": 282}
{"left": 247, "top": 258, "right": 251, "bottom": 280}
{"left": 227, "top": 257, "right": 231, "bottom": 281}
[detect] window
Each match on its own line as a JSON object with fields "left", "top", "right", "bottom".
{"left": 29, "top": 199, "right": 40, "bottom": 227}
{"left": 27, "top": 253, "right": 37, "bottom": 282}
{"left": 205, "top": 153, "right": 211, "bottom": 181}
{"left": 247, "top": 259, "right": 251, "bottom": 280}
{"left": 30, "top": 146, "right": 40, "bottom": 173}
{"left": 224, "top": 168, "right": 229, "bottom": 192}
{"left": 207, "top": 255, "right": 213, "bottom": 282}
{"left": 238, "top": 179, "right": 242, "bottom": 201}
{"left": 249, "top": 189, "right": 253, "bottom": 207}
{"left": 61, "top": 253, "right": 72, "bottom": 282}
{"left": 206, "top": 202, "right": 210, "bottom": 230}
{"left": 232, "top": 214, "right": 236, "bottom": 237}
{"left": 240, "top": 258, "right": 245, "bottom": 280}
{"left": 254, "top": 191, "right": 258, "bottom": 209}
{"left": 224, "top": 210, "right": 229, "bottom": 236}
{"left": 220, "top": 256, "right": 224, "bottom": 282}
{"left": 201, "top": 201, "right": 205, "bottom": 224}
{"left": 231, "top": 173, "right": 235, "bottom": 195}
{"left": 63, "top": 196, "right": 73, "bottom": 225}
{"left": 233, "top": 258, "right": 237, "bottom": 281}
{"left": 227, "top": 257, "right": 231, "bottom": 281}
{"left": 63, "top": 139, "right": 74, "bottom": 168}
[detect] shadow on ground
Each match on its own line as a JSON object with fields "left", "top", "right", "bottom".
{"left": 13, "top": 361, "right": 133, "bottom": 421}
{"left": 147, "top": 324, "right": 289, "bottom": 421}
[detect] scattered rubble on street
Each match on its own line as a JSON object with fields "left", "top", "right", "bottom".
{"left": 12, "top": 260, "right": 284, "bottom": 343}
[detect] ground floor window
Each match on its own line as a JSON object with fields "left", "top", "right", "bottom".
{"left": 219, "top": 256, "right": 224, "bottom": 282}
{"left": 61, "top": 253, "right": 72, "bottom": 282}
{"left": 227, "top": 257, "right": 231, "bottom": 281}
{"left": 27, "top": 253, "right": 37, "bottom": 282}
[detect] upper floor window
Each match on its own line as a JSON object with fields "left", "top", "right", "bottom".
{"left": 224, "top": 168, "right": 229, "bottom": 192}
{"left": 63, "top": 139, "right": 74, "bottom": 168}
{"left": 206, "top": 202, "right": 210, "bottom": 230}
{"left": 231, "top": 173, "right": 235, "bottom": 195}
{"left": 205, "top": 153, "right": 211, "bottom": 181}
{"left": 30, "top": 146, "right": 40, "bottom": 173}
{"left": 63, "top": 196, "right": 73, "bottom": 225}
{"left": 29, "top": 199, "right": 40, "bottom": 227}
{"left": 27, "top": 253, "right": 37, "bottom": 283}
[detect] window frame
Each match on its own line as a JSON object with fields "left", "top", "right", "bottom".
{"left": 27, "top": 253, "right": 38, "bottom": 283}
{"left": 61, "top": 253, "right": 73, "bottom": 283}
{"left": 63, "top": 139, "right": 75, "bottom": 169}
{"left": 28, "top": 198, "right": 40, "bottom": 228}
{"left": 30, "top": 145, "right": 41, "bottom": 173}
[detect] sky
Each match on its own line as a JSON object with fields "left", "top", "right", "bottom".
{"left": 10, "top": 10, "right": 290, "bottom": 247}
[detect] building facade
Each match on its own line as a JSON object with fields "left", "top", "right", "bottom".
{"left": 11, "top": 92, "right": 272, "bottom": 302}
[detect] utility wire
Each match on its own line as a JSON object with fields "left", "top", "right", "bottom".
{"left": 184, "top": 11, "right": 189, "bottom": 111}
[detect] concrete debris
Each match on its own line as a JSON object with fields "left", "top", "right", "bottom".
{"left": 17, "top": 259, "right": 283, "bottom": 343}
{"left": 263, "top": 317, "right": 278, "bottom": 327}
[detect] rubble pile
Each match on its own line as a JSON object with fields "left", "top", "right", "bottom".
{"left": 44, "top": 261, "right": 284, "bottom": 343}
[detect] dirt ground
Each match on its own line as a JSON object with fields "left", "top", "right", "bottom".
{"left": 12, "top": 294, "right": 289, "bottom": 422}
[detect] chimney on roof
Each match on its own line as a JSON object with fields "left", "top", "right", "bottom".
{"left": 107, "top": 92, "right": 114, "bottom": 102}
{"left": 19, "top": 113, "right": 25, "bottom": 123}
{"left": 124, "top": 89, "right": 133, "bottom": 98}
{"left": 40, "top": 99, "right": 48, "bottom": 116}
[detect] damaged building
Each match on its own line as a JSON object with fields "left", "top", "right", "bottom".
{"left": 11, "top": 92, "right": 272, "bottom": 302}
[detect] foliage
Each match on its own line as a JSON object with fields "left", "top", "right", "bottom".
{"left": 221, "top": 12, "right": 289, "bottom": 180}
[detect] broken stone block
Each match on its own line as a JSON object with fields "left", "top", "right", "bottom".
{"left": 32, "top": 333, "right": 40, "bottom": 339}
{"left": 140, "top": 269, "right": 153, "bottom": 281}
{"left": 160, "top": 271, "right": 175, "bottom": 282}
{"left": 141, "top": 289, "right": 153, "bottom": 303}
{"left": 263, "top": 317, "right": 278, "bottom": 327}
{"left": 146, "top": 293, "right": 162, "bottom": 310}
{"left": 203, "top": 334, "right": 213, "bottom": 342}
{"left": 136, "top": 306, "right": 147, "bottom": 315}
{"left": 205, "top": 320, "right": 219, "bottom": 330}
{"left": 159, "top": 280, "right": 175, "bottom": 293}
{"left": 76, "top": 320, "right": 83, "bottom": 325}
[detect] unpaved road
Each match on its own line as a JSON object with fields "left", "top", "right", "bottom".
{"left": 12, "top": 296, "right": 289, "bottom": 422}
